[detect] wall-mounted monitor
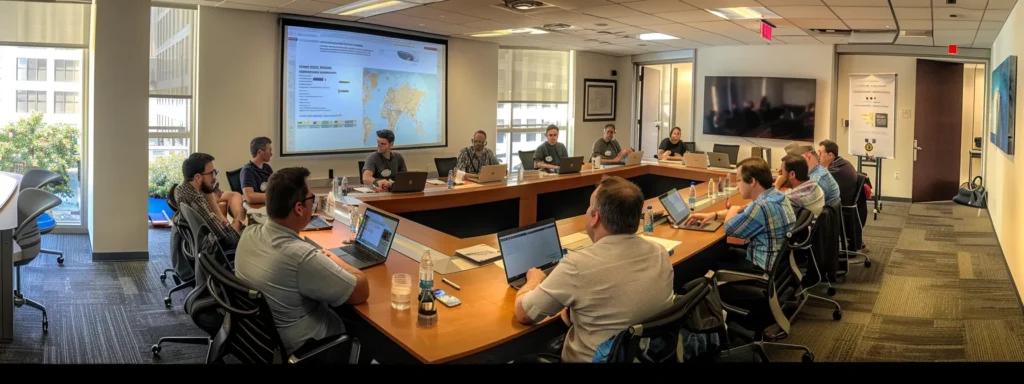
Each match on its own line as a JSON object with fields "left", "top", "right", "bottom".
{"left": 280, "top": 19, "right": 447, "bottom": 156}
{"left": 702, "top": 76, "right": 816, "bottom": 142}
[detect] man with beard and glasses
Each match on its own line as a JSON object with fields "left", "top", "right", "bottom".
{"left": 175, "top": 152, "right": 244, "bottom": 250}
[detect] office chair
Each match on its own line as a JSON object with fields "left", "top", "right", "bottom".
{"left": 682, "top": 142, "right": 697, "bottom": 154}
{"left": 160, "top": 184, "right": 181, "bottom": 285}
{"left": 713, "top": 144, "right": 740, "bottom": 165}
{"left": 785, "top": 209, "right": 842, "bottom": 322}
{"left": 357, "top": 161, "right": 366, "bottom": 182}
{"left": 518, "top": 150, "right": 536, "bottom": 171}
{"left": 839, "top": 174, "right": 870, "bottom": 268}
{"left": 226, "top": 168, "right": 242, "bottom": 194}
{"left": 714, "top": 239, "right": 815, "bottom": 362}
{"left": 199, "top": 251, "right": 362, "bottom": 365}
{"left": 434, "top": 157, "right": 457, "bottom": 179}
{"left": 163, "top": 207, "right": 196, "bottom": 308}
{"left": 20, "top": 169, "right": 66, "bottom": 265}
{"left": 13, "top": 188, "right": 62, "bottom": 333}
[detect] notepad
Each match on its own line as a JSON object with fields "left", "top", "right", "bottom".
{"left": 455, "top": 244, "right": 501, "bottom": 263}
{"left": 640, "top": 235, "right": 681, "bottom": 253}
{"left": 353, "top": 187, "right": 375, "bottom": 193}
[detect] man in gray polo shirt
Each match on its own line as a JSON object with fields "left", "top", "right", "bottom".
{"left": 592, "top": 124, "right": 633, "bottom": 166}
{"left": 235, "top": 167, "right": 370, "bottom": 357}
{"left": 533, "top": 125, "right": 570, "bottom": 170}
{"left": 514, "top": 176, "right": 675, "bottom": 362}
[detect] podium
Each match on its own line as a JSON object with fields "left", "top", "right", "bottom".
{"left": 0, "top": 172, "right": 21, "bottom": 343}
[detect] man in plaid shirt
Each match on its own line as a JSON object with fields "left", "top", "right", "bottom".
{"left": 174, "top": 153, "right": 243, "bottom": 250}
{"left": 687, "top": 157, "right": 796, "bottom": 273}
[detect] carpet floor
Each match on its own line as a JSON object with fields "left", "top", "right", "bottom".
{"left": 0, "top": 201, "right": 1021, "bottom": 363}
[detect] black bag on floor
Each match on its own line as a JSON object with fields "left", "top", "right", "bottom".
{"left": 953, "top": 176, "right": 987, "bottom": 208}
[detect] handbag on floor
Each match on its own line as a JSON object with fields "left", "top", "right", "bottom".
{"left": 953, "top": 176, "right": 987, "bottom": 208}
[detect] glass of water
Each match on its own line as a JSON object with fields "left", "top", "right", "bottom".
{"left": 391, "top": 273, "right": 412, "bottom": 310}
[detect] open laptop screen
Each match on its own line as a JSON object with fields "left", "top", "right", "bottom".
{"left": 498, "top": 219, "right": 563, "bottom": 282}
{"left": 659, "top": 189, "right": 691, "bottom": 225}
{"left": 356, "top": 207, "right": 400, "bottom": 257}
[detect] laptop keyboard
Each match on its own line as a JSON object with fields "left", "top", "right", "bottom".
{"left": 341, "top": 245, "right": 379, "bottom": 263}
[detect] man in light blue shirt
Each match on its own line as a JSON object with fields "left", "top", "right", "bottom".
{"left": 777, "top": 144, "right": 840, "bottom": 205}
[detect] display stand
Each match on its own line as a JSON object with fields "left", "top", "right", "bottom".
{"left": 857, "top": 156, "right": 884, "bottom": 220}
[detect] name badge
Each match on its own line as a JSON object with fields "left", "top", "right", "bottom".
{"left": 381, "top": 169, "right": 392, "bottom": 178}
{"left": 545, "top": 156, "right": 553, "bottom": 162}
{"left": 259, "top": 182, "right": 267, "bottom": 192}
{"left": 604, "top": 150, "right": 612, "bottom": 156}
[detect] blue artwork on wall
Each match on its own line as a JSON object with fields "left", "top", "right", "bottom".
{"left": 991, "top": 55, "right": 1016, "bottom": 155}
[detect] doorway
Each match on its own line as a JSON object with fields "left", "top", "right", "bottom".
{"left": 912, "top": 59, "right": 978, "bottom": 203}
{"left": 636, "top": 62, "right": 693, "bottom": 157}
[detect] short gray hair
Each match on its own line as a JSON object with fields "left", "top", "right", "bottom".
{"left": 593, "top": 176, "right": 644, "bottom": 235}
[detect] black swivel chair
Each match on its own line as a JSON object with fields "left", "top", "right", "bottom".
{"left": 13, "top": 188, "right": 63, "bottom": 333}
{"left": 839, "top": 174, "right": 870, "bottom": 268}
{"left": 434, "top": 157, "right": 457, "bottom": 179}
{"left": 518, "top": 150, "right": 536, "bottom": 171}
{"left": 200, "top": 251, "right": 362, "bottom": 364}
{"left": 713, "top": 144, "right": 740, "bottom": 166}
{"left": 357, "top": 161, "right": 366, "bottom": 182}
{"left": 785, "top": 209, "right": 842, "bottom": 322}
{"left": 226, "top": 168, "right": 242, "bottom": 194}
{"left": 160, "top": 184, "right": 182, "bottom": 285}
{"left": 683, "top": 142, "right": 697, "bottom": 154}
{"left": 20, "top": 169, "right": 66, "bottom": 265}
{"left": 164, "top": 203, "right": 236, "bottom": 307}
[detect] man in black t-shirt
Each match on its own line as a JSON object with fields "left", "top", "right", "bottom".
{"left": 240, "top": 136, "right": 274, "bottom": 204}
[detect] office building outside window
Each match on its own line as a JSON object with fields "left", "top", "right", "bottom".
{"left": 55, "top": 59, "right": 80, "bottom": 83}
{"left": 148, "top": 6, "right": 195, "bottom": 163}
{"left": 496, "top": 49, "right": 573, "bottom": 172}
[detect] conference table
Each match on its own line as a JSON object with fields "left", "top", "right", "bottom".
{"left": 299, "top": 161, "right": 749, "bottom": 364}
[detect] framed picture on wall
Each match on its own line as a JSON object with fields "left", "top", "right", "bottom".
{"left": 583, "top": 79, "right": 616, "bottom": 122}
{"left": 991, "top": 55, "right": 1017, "bottom": 155}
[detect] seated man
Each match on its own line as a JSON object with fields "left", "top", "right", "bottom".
{"left": 591, "top": 124, "right": 633, "bottom": 166}
{"left": 818, "top": 139, "right": 859, "bottom": 205}
{"left": 174, "top": 153, "right": 243, "bottom": 250}
{"left": 780, "top": 154, "right": 825, "bottom": 217}
{"left": 688, "top": 157, "right": 796, "bottom": 273}
{"left": 455, "top": 130, "right": 500, "bottom": 174}
{"left": 514, "top": 176, "right": 675, "bottom": 363}
{"left": 533, "top": 125, "right": 570, "bottom": 171}
{"left": 235, "top": 167, "right": 370, "bottom": 358}
{"left": 776, "top": 145, "right": 840, "bottom": 206}
{"left": 657, "top": 127, "right": 687, "bottom": 161}
{"left": 240, "top": 136, "right": 274, "bottom": 204}
{"left": 362, "top": 129, "right": 407, "bottom": 192}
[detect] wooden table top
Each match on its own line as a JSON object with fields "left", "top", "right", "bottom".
{"left": 298, "top": 162, "right": 748, "bottom": 364}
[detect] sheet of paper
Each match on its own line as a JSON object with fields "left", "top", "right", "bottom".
{"left": 560, "top": 232, "right": 590, "bottom": 245}
{"left": 426, "top": 179, "right": 446, "bottom": 185}
{"left": 353, "top": 187, "right": 375, "bottom": 193}
{"left": 641, "top": 235, "right": 681, "bottom": 252}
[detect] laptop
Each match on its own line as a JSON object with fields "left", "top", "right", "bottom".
{"left": 497, "top": 218, "right": 564, "bottom": 289}
{"left": 682, "top": 152, "right": 709, "bottom": 169}
{"left": 624, "top": 151, "right": 644, "bottom": 166}
{"left": 466, "top": 164, "right": 507, "bottom": 184}
{"left": 658, "top": 188, "right": 723, "bottom": 232}
{"left": 707, "top": 152, "right": 736, "bottom": 172}
{"left": 304, "top": 194, "right": 333, "bottom": 231}
{"left": 389, "top": 171, "right": 427, "bottom": 193}
{"left": 305, "top": 205, "right": 400, "bottom": 269}
{"left": 551, "top": 156, "right": 584, "bottom": 174}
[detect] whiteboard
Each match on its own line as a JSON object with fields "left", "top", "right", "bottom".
{"left": 848, "top": 73, "right": 897, "bottom": 159}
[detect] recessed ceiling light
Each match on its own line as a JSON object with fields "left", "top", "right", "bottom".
{"left": 705, "top": 7, "right": 781, "bottom": 20}
{"left": 470, "top": 27, "right": 548, "bottom": 38}
{"left": 637, "top": 32, "right": 679, "bottom": 41}
{"left": 326, "top": 0, "right": 418, "bottom": 17}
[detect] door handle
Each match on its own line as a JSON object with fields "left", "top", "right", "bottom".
{"left": 913, "top": 140, "right": 922, "bottom": 161}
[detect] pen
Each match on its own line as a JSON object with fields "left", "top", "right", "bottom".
{"left": 442, "top": 278, "right": 461, "bottom": 290}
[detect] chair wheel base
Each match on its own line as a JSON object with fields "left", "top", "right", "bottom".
{"left": 833, "top": 310, "right": 842, "bottom": 321}
{"left": 152, "top": 345, "right": 161, "bottom": 357}
{"left": 159, "top": 274, "right": 167, "bottom": 282}
{"left": 42, "top": 320, "right": 48, "bottom": 334}
{"left": 172, "top": 276, "right": 182, "bottom": 285}
{"left": 57, "top": 257, "right": 64, "bottom": 265}
{"left": 802, "top": 352, "right": 814, "bottom": 363}
{"left": 864, "top": 260, "right": 872, "bottom": 268}
{"left": 827, "top": 287, "right": 837, "bottom": 296}
{"left": 164, "top": 297, "right": 172, "bottom": 308}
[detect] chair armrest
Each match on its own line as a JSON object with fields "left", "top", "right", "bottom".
{"left": 722, "top": 302, "right": 750, "bottom": 317}
{"left": 714, "top": 269, "right": 767, "bottom": 284}
{"left": 288, "top": 334, "right": 356, "bottom": 364}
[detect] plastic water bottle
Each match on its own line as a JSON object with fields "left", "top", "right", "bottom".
{"left": 447, "top": 170, "right": 455, "bottom": 190}
{"left": 418, "top": 250, "right": 437, "bottom": 327}
{"left": 518, "top": 168, "right": 525, "bottom": 182}
{"left": 348, "top": 206, "right": 360, "bottom": 237}
{"left": 341, "top": 176, "right": 348, "bottom": 197}
{"left": 719, "top": 177, "right": 725, "bottom": 194}
{"left": 723, "top": 176, "right": 731, "bottom": 192}
{"left": 644, "top": 206, "right": 654, "bottom": 235}
{"left": 708, "top": 178, "right": 716, "bottom": 198}
{"left": 688, "top": 182, "right": 697, "bottom": 209}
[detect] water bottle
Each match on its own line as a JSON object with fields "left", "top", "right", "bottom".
{"left": 644, "top": 206, "right": 654, "bottom": 235}
{"left": 341, "top": 176, "right": 348, "bottom": 197}
{"left": 708, "top": 178, "right": 716, "bottom": 198}
{"left": 447, "top": 170, "right": 455, "bottom": 190}
{"left": 418, "top": 250, "right": 437, "bottom": 327}
{"left": 719, "top": 177, "right": 725, "bottom": 194}
{"left": 723, "top": 176, "right": 731, "bottom": 192}
{"left": 688, "top": 182, "right": 697, "bottom": 209}
{"left": 348, "top": 206, "right": 360, "bottom": 237}
{"left": 517, "top": 167, "right": 525, "bottom": 182}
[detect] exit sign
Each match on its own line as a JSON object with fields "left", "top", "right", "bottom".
{"left": 760, "top": 20, "right": 774, "bottom": 42}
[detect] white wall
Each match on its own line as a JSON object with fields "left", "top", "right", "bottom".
{"left": 196, "top": 6, "right": 498, "bottom": 185}
{"left": 574, "top": 51, "right": 634, "bottom": 158}
{"left": 87, "top": 0, "right": 149, "bottom": 257}
{"left": 674, "top": 62, "right": 693, "bottom": 140}
{"left": 692, "top": 44, "right": 835, "bottom": 167}
{"left": 988, "top": 0, "right": 1024, "bottom": 298}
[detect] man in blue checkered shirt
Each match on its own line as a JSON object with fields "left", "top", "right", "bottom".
{"left": 776, "top": 144, "right": 841, "bottom": 206}
{"left": 687, "top": 157, "right": 796, "bottom": 273}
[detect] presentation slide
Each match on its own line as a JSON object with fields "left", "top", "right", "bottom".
{"left": 281, "top": 21, "right": 447, "bottom": 155}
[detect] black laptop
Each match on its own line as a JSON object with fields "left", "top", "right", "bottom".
{"left": 496, "top": 219, "right": 564, "bottom": 289}
{"left": 304, "top": 206, "right": 400, "bottom": 269}
{"left": 390, "top": 171, "right": 427, "bottom": 193}
{"left": 658, "top": 188, "right": 722, "bottom": 232}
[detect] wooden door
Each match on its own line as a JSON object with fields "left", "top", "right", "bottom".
{"left": 912, "top": 59, "right": 964, "bottom": 202}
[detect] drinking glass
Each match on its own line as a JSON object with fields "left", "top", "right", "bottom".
{"left": 391, "top": 273, "right": 412, "bottom": 310}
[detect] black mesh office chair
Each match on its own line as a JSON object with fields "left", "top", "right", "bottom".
{"left": 160, "top": 184, "right": 182, "bottom": 285}
{"left": 434, "top": 157, "right": 457, "bottom": 179}
{"left": 20, "top": 169, "right": 65, "bottom": 265}
{"left": 683, "top": 142, "right": 697, "bottom": 154}
{"left": 357, "top": 161, "right": 366, "bottom": 182}
{"left": 713, "top": 144, "right": 740, "bottom": 165}
{"left": 226, "top": 168, "right": 242, "bottom": 194}
{"left": 518, "top": 150, "right": 536, "bottom": 171}
{"left": 163, "top": 205, "right": 196, "bottom": 308}
{"left": 13, "top": 188, "right": 63, "bottom": 333}
{"left": 785, "top": 209, "right": 842, "bottom": 322}
{"left": 200, "top": 251, "right": 362, "bottom": 364}
{"left": 839, "top": 173, "right": 870, "bottom": 268}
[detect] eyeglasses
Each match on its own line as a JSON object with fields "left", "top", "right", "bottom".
{"left": 202, "top": 169, "right": 219, "bottom": 177}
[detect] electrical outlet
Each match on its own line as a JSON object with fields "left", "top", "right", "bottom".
{"left": 895, "top": 172, "right": 900, "bottom": 180}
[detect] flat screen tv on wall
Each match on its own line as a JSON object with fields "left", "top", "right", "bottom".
{"left": 702, "top": 76, "right": 817, "bottom": 142}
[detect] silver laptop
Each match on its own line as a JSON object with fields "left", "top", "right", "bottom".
{"left": 467, "top": 164, "right": 507, "bottom": 183}
{"left": 658, "top": 188, "right": 722, "bottom": 232}
{"left": 682, "top": 152, "right": 708, "bottom": 169}
{"left": 496, "top": 219, "right": 563, "bottom": 289}
{"left": 303, "top": 206, "right": 399, "bottom": 270}
{"left": 624, "top": 151, "right": 644, "bottom": 166}
{"left": 707, "top": 152, "right": 736, "bottom": 172}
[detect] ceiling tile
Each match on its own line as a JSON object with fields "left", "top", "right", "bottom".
{"left": 530, "top": 10, "right": 602, "bottom": 23}
{"left": 894, "top": 7, "right": 930, "bottom": 19}
{"left": 462, "top": 19, "right": 510, "bottom": 31}
{"left": 400, "top": 7, "right": 484, "bottom": 24}
{"left": 768, "top": 5, "right": 837, "bottom": 18}
{"left": 788, "top": 18, "right": 848, "bottom": 29}
{"left": 685, "top": 20, "right": 753, "bottom": 34}
{"left": 684, "top": 30, "right": 744, "bottom": 45}
{"left": 933, "top": 20, "right": 980, "bottom": 29}
{"left": 980, "top": 20, "right": 1006, "bottom": 29}
{"left": 843, "top": 20, "right": 898, "bottom": 29}
{"left": 830, "top": 7, "right": 894, "bottom": 20}
{"left": 683, "top": 0, "right": 763, "bottom": 7}
{"left": 428, "top": 23, "right": 477, "bottom": 34}
{"left": 974, "top": 29, "right": 999, "bottom": 41}
{"left": 499, "top": 14, "right": 549, "bottom": 27}
{"left": 278, "top": 0, "right": 342, "bottom": 12}
{"left": 577, "top": 4, "right": 647, "bottom": 17}
{"left": 609, "top": 14, "right": 675, "bottom": 25}
{"left": 897, "top": 19, "right": 932, "bottom": 29}
{"left": 983, "top": 9, "right": 1011, "bottom": 21}
{"left": 889, "top": 0, "right": 929, "bottom": 6}
{"left": 987, "top": 0, "right": 1018, "bottom": 9}
{"left": 932, "top": 0, "right": 987, "bottom": 9}
{"left": 451, "top": 5, "right": 520, "bottom": 19}
{"left": 428, "top": 0, "right": 497, "bottom": 11}
{"left": 934, "top": 7, "right": 984, "bottom": 20}
{"left": 933, "top": 29, "right": 978, "bottom": 45}
{"left": 824, "top": 0, "right": 888, "bottom": 5}
{"left": 658, "top": 38, "right": 708, "bottom": 47}
{"left": 218, "top": 2, "right": 275, "bottom": 11}
{"left": 230, "top": 0, "right": 292, "bottom": 6}
{"left": 622, "top": 0, "right": 696, "bottom": 13}
{"left": 654, "top": 9, "right": 725, "bottom": 22}
{"left": 774, "top": 35, "right": 823, "bottom": 44}
{"left": 644, "top": 23, "right": 706, "bottom": 35}
{"left": 542, "top": 0, "right": 614, "bottom": 9}
{"left": 894, "top": 36, "right": 934, "bottom": 45}
{"left": 732, "top": 18, "right": 795, "bottom": 28}
{"left": 815, "top": 36, "right": 849, "bottom": 44}
{"left": 756, "top": 0, "right": 824, "bottom": 4}
{"left": 772, "top": 26, "right": 809, "bottom": 35}
{"left": 316, "top": 13, "right": 361, "bottom": 20}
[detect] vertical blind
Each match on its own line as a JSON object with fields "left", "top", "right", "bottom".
{"left": 0, "top": 2, "right": 91, "bottom": 46}
{"left": 497, "top": 49, "right": 569, "bottom": 103}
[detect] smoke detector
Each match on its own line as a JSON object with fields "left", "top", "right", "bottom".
{"left": 504, "top": 0, "right": 543, "bottom": 10}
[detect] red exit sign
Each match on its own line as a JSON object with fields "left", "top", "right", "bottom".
{"left": 760, "top": 20, "right": 774, "bottom": 42}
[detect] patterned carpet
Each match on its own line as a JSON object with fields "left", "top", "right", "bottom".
{"left": 0, "top": 202, "right": 1021, "bottom": 363}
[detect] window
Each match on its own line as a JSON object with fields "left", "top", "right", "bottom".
{"left": 54, "top": 92, "right": 79, "bottom": 114}
{"left": 148, "top": 7, "right": 195, "bottom": 163}
{"left": 16, "top": 90, "right": 46, "bottom": 113}
{"left": 16, "top": 58, "right": 46, "bottom": 81}
{"left": 496, "top": 49, "right": 572, "bottom": 172}
{"left": 55, "top": 59, "right": 79, "bottom": 82}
